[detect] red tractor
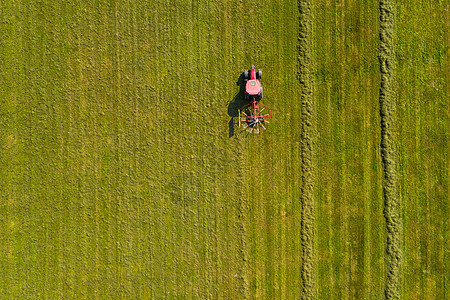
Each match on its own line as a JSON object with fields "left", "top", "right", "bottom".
{"left": 239, "top": 65, "right": 271, "bottom": 133}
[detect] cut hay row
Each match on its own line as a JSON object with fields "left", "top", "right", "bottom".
{"left": 378, "top": 0, "right": 401, "bottom": 299}
{"left": 297, "top": 0, "right": 316, "bottom": 298}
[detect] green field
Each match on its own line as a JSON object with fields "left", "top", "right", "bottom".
{"left": 0, "top": 0, "right": 447, "bottom": 298}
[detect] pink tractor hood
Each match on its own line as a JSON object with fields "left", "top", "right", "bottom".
{"left": 246, "top": 80, "right": 262, "bottom": 95}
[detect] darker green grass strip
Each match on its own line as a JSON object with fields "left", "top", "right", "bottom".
{"left": 298, "top": 0, "right": 315, "bottom": 299}
{"left": 378, "top": 1, "right": 401, "bottom": 299}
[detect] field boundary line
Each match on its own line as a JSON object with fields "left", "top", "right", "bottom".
{"left": 378, "top": 1, "right": 402, "bottom": 299}
{"left": 298, "top": 0, "right": 316, "bottom": 299}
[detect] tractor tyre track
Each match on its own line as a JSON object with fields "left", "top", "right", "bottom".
{"left": 378, "top": 1, "right": 401, "bottom": 299}
{"left": 298, "top": 0, "right": 316, "bottom": 299}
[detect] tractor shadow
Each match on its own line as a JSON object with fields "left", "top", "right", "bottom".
{"left": 228, "top": 72, "right": 249, "bottom": 137}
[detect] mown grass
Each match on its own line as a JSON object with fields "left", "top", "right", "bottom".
{"left": 0, "top": 0, "right": 301, "bottom": 298}
{"left": 379, "top": 0, "right": 401, "bottom": 298}
{"left": 0, "top": 0, "right": 447, "bottom": 299}
{"left": 297, "top": 0, "right": 316, "bottom": 298}
{"left": 243, "top": 0, "right": 302, "bottom": 298}
{"left": 396, "top": 0, "right": 448, "bottom": 298}
{"left": 314, "top": 0, "right": 385, "bottom": 298}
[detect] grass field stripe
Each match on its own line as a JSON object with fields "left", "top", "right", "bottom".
{"left": 395, "top": 1, "right": 448, "bottom": 298}
{"left": 362, "top": 78, "right": 373, "bottom": 299}
{"left": 378, "top": 0, "right": 402, "bottom": 299}
{"left": 297, "top": 0, "right": 316, "bottom": 298}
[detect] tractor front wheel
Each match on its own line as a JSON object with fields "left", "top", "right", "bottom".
{"left": 258, "top": 69, "right": 262, "bottom": 80}
{"left": 244, "top": 70, "right": 249, "bottom": 80}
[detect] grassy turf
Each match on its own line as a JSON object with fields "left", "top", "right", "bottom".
{"left": 396, "top": 0, "right": 448, "bottom": 298}
{"left": 314, "top": 0, "right": 385, "bottom": 298}
{"left": 0, "top": 0, "right": 300, "bottom": 298}
{"left": 0, "top": 0, "right": 447, "bottom": 298}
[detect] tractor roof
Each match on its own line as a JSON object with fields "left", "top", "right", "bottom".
{"left": 246, "top": 79, "right": 261, "bottom": 95}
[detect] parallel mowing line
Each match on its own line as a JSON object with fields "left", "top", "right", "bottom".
{"left": 378, "top": 1, "right": 401, "bottom": 299}
{"left": 237, "top": 143, "right": 250, "bottom": 299}
{"left": 297, "top": 0, "right": 315, "bottom": 299}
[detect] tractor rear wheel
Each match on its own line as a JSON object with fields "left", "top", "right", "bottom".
{"left": 244, "top": 70, "right": 249, "bottom": 80}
